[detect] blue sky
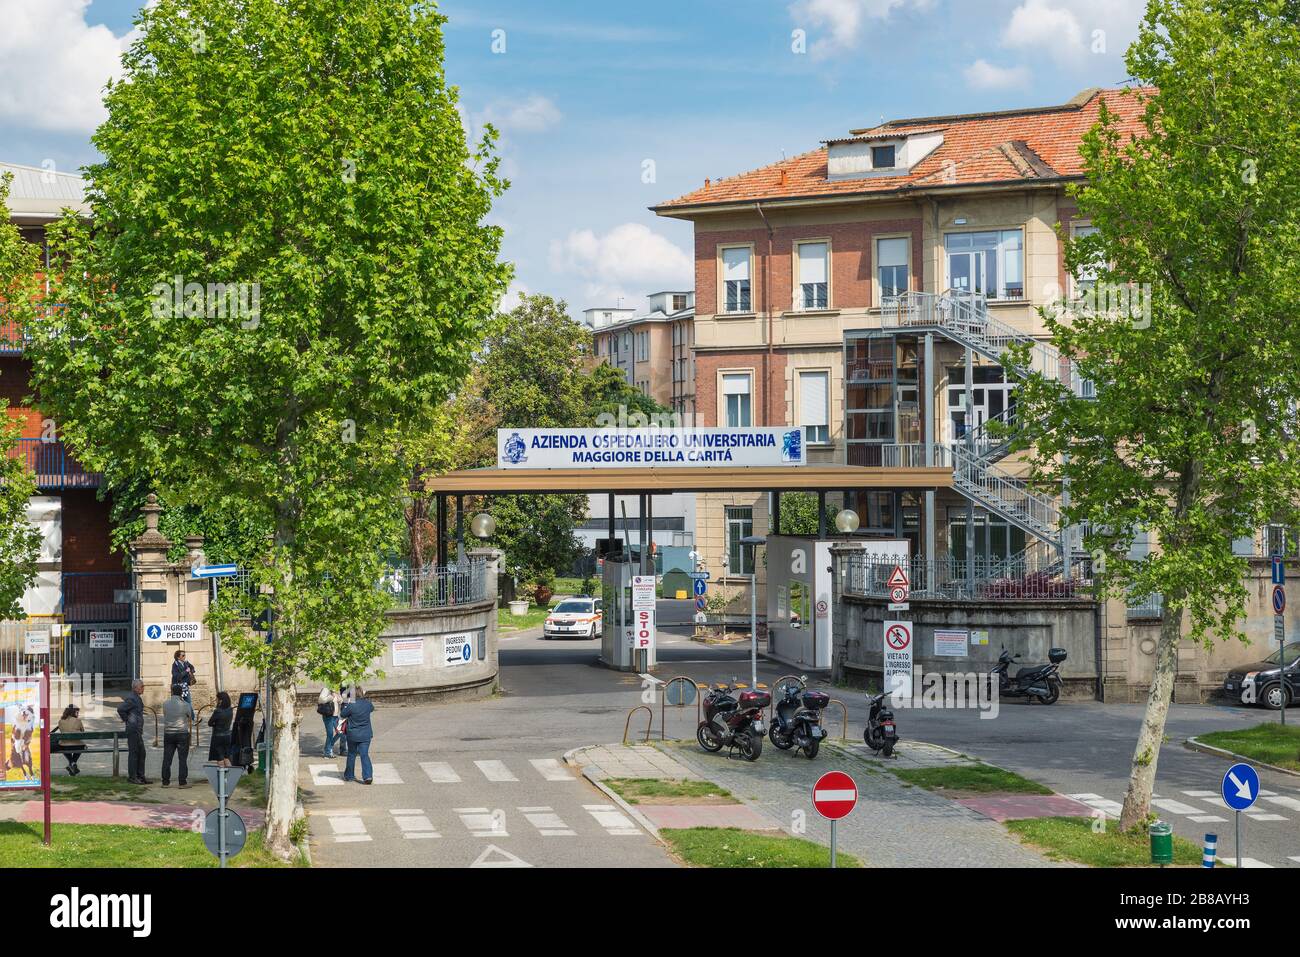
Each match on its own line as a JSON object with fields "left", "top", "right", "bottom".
{"left": 1, "top": 0, "right": 1146, "bottom": 315}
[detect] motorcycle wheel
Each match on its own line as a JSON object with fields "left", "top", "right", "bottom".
{"left": 696, "top": 721, "right": 724, "bottom": 753}
{"left": 802, "top": 738, "right": 820, "bottom": 760}
{"left": 881, "top": 740, "right": 895, "bottom": 757}
{"left": 1037, "top": 680, "right": 1061, "bottom": 706}
{"left": 737, "top": 729, "right": 763, "bottom": 761}
{"left": 769, "top": 724, "right": 794, "bottom": 750}
{"left": 864, "top": 728, "right": 882, "bottom": 752}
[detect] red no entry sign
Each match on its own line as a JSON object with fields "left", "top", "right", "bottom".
{"left": 885, "top": 622, "right": 911, "bottom": 650}
{"left": 812, "top": 770, "right": 858, "bottom": 820}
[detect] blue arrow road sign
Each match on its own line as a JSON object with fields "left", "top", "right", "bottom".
{"left": 1221, "top": 763, "right": 1260, "bottom": 811}
{"left": 693, "top": 578, "right": 707, "bottom": 597}
{"left": 1274, "top": 556, "right": 1287, "bottom": 585}
{"left": 192, "top": 563, "right": 239, "bottom": 579}
{"left": 690, "top": 571, "right": 710, "bottom": 580}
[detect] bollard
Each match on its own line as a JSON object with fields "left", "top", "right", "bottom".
{"left": 1149, "top": 820, "right": 1173, "bottom": 866}
{"left": 1202, "top": 833, "right": 1217, "bottom": 868}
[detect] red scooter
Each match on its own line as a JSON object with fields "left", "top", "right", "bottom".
{"left": 697, "top": 679, "right": 770, "bottom": 761}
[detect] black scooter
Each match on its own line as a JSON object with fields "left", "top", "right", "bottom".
{"left": 769, "top": 680, "right": 830, "bottom": 759}
{"left": 992, "top": 646, "right": 1066, "bottom": 704}
{"left": 863, "top": 692, "right": 898, "bottom": 756}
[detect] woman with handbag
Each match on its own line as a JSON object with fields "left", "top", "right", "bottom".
{"left": 317, "top": 686, "right": 341, "bottom": 758}
{"left": 208, "top": 691, "right": 234, "bottom": 762}
{"left": 172, "top": 649, "right": 197, "bottom": 702}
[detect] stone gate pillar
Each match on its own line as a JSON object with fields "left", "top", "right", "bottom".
{"left": 128, "top": 494, "right": 215, "bottom": 708}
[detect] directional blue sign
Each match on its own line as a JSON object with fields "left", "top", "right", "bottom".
{"left": 689, "top": 571, "right": 710, "bottom": 581}
{"left": 1221, "top": 763, "right": 1260, "bottom": 812}
{"left": 693, "top": 578, "right": 707, "bottom": 597}
{"left": 192, "top": 563, "right": 239, "bottom": 579}
{"left": 1274, "top": 556, "right": 1287, "bottom": 585}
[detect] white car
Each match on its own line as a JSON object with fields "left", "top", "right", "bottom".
{"left": 543, "top": 598, "right": 603, "bottom": 640}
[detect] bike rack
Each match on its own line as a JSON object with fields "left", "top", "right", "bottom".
{"left": 145, "top": 706, "right": 160, "bottom": 747}
{"left": 768, "top": 674, "right": 807, "bottom": 720}
{"left": 622, "top": 706, "right": 653, "bottom": 745}
{"left": 660, "top": 676, "right": 702, "bottom": 741}
{"left": 191, "top": 704, "right": 211, "bottom": 748}
{"left": 825, "top": 698, "right": 850, "bottom": 741}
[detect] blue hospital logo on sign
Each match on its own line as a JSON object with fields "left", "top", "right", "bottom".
{"left": 782, "top": 429, "right": 802, "bottom": 463}
{"left": 146, "top": 624, "right": 162, "bottom": 640}
{"left": 1221, "top": 762, "right": 1259, "bottom": 811}
{"left": 503, "top": 432, "right": 527, "bottom": 465}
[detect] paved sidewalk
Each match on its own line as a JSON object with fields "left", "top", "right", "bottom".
{"left": 569, "top": 743, "right": 704, "bottom": 781}
{"left": 660, "top": 740, "right": 1059, "bottom": 868}
{"left": 0, "top": 799, "right": 264, "bottom": 830}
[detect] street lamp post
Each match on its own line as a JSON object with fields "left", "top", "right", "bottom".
{"left": 740, "top": 535, "right": 766, "bottom": 689}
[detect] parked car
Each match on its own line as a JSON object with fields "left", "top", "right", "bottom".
{"left": 543, "top": 598, "right": 603, "bottom": 640}
{"left": 1223, "top": 641, "right": 1300, "bottom": 709}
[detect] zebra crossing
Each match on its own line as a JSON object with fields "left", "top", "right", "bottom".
{"left": 1068, "top": 788, "right": 1300, "bottom": 867}
{"left": 318, "top": 801, "right": 642, "bottom": 844}
{"left": 309, "top": 756, "right": 576, "bottom": 788}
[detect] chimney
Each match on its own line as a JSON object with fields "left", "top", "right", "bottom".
{"left": 704, "top": 178, "right": 711, "bottom": 189}
{"left": 779, "top": 169, "right": 788, "bottom": 187}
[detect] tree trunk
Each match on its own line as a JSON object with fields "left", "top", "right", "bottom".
{"left": 1118, "top": 597, "right": 1182, "bottom": 830}
{"left": 263, "top": 679, "right": 300, "bottom": 859}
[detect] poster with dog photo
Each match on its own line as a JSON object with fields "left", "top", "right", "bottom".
{"left": 0, "top": 680, "right": 43, "bottom": 789}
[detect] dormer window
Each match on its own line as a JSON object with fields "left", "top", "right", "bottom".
{"left": 871, "top": 145, "right": 896, "bottom": 169}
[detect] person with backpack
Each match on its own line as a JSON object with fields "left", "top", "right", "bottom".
{"left": 317, "top": 685, "right": 341, "bottom": 758}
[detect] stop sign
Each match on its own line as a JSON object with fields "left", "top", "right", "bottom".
{"left": 812, "top": 770, "right": 858, "bottom": 820}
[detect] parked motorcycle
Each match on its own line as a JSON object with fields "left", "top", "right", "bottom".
{"left": 697, "top": 680, "right": 770, "bottom": 761}
{"left": 991, "top": 646, "right": 1066, "bottom": 704}
{"left": 768, "top": 679, "right": 830, "bottom": 759}
{"left": 863, "top": 692, "right": 898, "bottom": 756}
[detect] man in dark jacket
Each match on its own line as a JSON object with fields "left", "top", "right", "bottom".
{"left": 117, "top": 679, "right": 151, "bottom": 784}
{"left": 340, "top": 688, "right": 375, "bottom": 784}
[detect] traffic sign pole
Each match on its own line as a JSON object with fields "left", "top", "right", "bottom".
{"left": 812, "top": 770, "right": 858, "bottom": 867}
{"left": 1221, "top": 762, "right": 1259, "bottom": 865}
{"left": 830, "top": 819, "right": 837, "bottom": 869}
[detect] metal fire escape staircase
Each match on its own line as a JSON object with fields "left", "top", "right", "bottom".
{"left": 880, "top": 290, "right": 1091, "bottom": 565}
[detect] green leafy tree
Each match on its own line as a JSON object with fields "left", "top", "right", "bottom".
{"left": 29, "top": 0, "right": 508, "bottom": 856}
{"left": 1011, "top": 0, "right": 1300, "bottom": 830}
{"left": 0, "top": 175, "right": 42, "bottom": 615}
{"left": 777, "top": 492, "right": 839, "bottom": 537}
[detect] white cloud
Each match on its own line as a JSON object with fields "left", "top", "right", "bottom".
{"left": 1002, "top": 0, "right": 1144, "bottom": 61}
{"left": 789, "top": 0, "right": 935, "bottom": 57}
{"left": 549, "top": 222, "right": 691, "bottom": 307}
{"left": 498, "top": 279, "right": 530, "bottom": 312}
{"left": 0, "top": 0, "right": 135, "bottom": 133}
{"left": 963, "top": 59, "right": 1031, "bottom": 91}
{"left": 479, "top": 95, "right": 562, "bottom": 135}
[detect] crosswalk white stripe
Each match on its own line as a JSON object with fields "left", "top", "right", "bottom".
{"left": 584, "top": 803, "right": 641, "bottom": 836}
{"left": 1182, "top": 790, "right": 1218, "bottom": 798}
{"left": 475, "top": 760, "right": 519, "bottom": 782}
{"left": 1238, "top": 858, "right": 1274, "bottom": 868}
{"left": 1261, "top": 795, "right": 1300, "bottom": 811}
{"left": 1244, "top": 813, "right": 1288, "bottom": 822}
{"left": 325, "top": 813, "right": 370, "bottom": 843}
{"left": 309, "top": 764, "right": 346, "bottom": 787}
{"left": 1152, "top": 799, "right": 1204, "bottom": 816}
{"left": 455, "top": 807, "right": 508, "bottom": 837}
{"left": 519, "top": 805, "right": 575, "bottom": 836}
{"left": 1189, "top": 815, "right": 1227, "bottom": 823}
{"left": 530, "top": 758, "right": 574, "bottom": 782}
{"left": 420, "top": 761, "right": 461, "bottom": 784}
{"left": 367, "top": 763, "right": 403, "bottom": 785}
{"left": 390, "top": 809, "right": 440, "bottom": 838}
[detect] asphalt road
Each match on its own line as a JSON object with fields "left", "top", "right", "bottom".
{"left": 301, "top": 600, "right": 1300, "bottom": 868}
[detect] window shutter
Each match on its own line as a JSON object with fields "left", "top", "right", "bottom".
{"left": 722, "top": 373, "right": 750, "bottom": 395}
{"left": 723, "top": 247, "right": 750, "bottom": 280}
{"left": 798, "top": 243, "right": 828, "bottom": 284}
{"left": 877, "top": 237, "right": 908, "bottom": 268}
{"left": 799, "top": 372, "right": 828, "bottom": 426}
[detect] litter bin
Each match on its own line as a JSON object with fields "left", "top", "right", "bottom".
{"left": 1149, "top": 820, "right": 1173, "bottom": 865}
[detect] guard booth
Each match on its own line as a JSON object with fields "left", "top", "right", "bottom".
{"left": 599, "top": 558, "right": 637, "bottom": 670}
{"left": 765, "top": 536, "right": 905, "bottom": 670}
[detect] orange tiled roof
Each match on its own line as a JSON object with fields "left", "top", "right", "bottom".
{"left": 654, "top": 87, "right": 1152, "bottom": 212}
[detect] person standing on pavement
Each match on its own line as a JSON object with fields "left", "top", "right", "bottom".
{"left": 207, "top": 691, "right": 233, "bottom": 762}
{"left": 340, "top": 687, "right": 374, "bottom": 785}
{"left": 161, "top": 682, "right": 195, "bottom": 788}
{"left": 117, "top": 679, "right": 150, "bottom": 784}
{"left": 317, "top": 685, "right": 341, "bottom": 758}
{"left": 172, "top": 649, "right": 196, "bottom": 703}
{"left": 336, "top": 684, "right": 354, "bottom": 760}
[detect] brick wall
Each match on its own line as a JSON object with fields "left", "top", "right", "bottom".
{"left": 694, "top": 348, "right": 788, "bottom": 428}
{"left": 0, "top": 356, "right": 42, "bottom": 436}
{"left": 60, "top": 490, "right": 122, "bottom": 572}
{"left": 695, "top": 218, "right": 924, "bottom": 316}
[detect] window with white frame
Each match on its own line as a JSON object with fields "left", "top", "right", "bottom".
{"left": 799, "top": 370, "right": 829, "bottom": 444}
{"left": 726, "top": 506, "right": 754, "bottom": 575}
{"left": 722, "top": 247, "right": 752, "bottom": 313}
{"left": 1070, "top": 223, "right": 1101, "bottom": 294}
{"left": 722, "top": 372, "right": 752, "bottom": 427}
{"left": 945, "top": 229, "right": 1024, "bottom": 299}
{"left": 795, "top": 241, "right": 828, "bottom": 310}
{"left": 876, "top": 237, "right": 909, "bottom": 300}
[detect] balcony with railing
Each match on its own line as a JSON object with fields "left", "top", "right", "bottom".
{"left": 839, "top": 550, "right": 1091, "bottom": 603}
{"left": 9, "top": 437, "right": 102, "bottom": 490}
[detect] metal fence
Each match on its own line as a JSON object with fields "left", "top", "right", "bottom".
{"left": 1125, "top": 593, "right": 1164, "bottom": 620}
{"left": 8, "top": 438, "right": 103, "bottom": 490}
{"left": 212, "top": 560, "right": 489, "bottom": 614}
{"left": 839, "top": 551, "right": 1092, "bottom": 603}
{"left": 0, "top": 616, "right": 69, "bottom": 675}
{"left": 63, "top": 571, "right": 131, "bottom": 622}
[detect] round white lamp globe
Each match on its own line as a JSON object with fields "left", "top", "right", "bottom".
{"left": 470, "top": 512, "right": 496, "bottom": 539}
{"left": 834, "top": 509, "right": 860, "bottom": 534}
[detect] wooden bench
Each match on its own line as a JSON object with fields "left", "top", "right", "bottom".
{"left": 51, "top": 730, "right": 123, "bottom": 778}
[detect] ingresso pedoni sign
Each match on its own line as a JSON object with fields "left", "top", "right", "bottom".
{"left": 497, "top": 427, "right": 806, "bottom": 469}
